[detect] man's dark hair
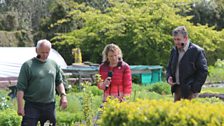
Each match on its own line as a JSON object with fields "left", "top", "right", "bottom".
{"left": 172, "top": 26, "right": 188, "bottom": 37}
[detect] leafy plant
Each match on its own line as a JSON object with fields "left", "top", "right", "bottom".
{"left": 0, "top": 97, "right": 10, "bottom": 110}
{"left": 88, "top": 86, "right": 103, "bottom": 96}
{"left": 207, "top": 59, "right": 224, "bottom": 83}
{"left": 0, "top": 90, "right": 12, "bottom": 110}
{"left": 147, "top": 82, "right": 171, "bottom": 95}
{"left": 82, "top": 81, "right": 94, "bottom": 126}
{"left": 56, "top": 111, "right": 83, "bottom": 125}
{"left": 0, "top": 109, "right": 21, "bottom": 126}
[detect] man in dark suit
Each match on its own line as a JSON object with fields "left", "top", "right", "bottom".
{"left": 166, "top": 26, "right": 208, "bottom": 102}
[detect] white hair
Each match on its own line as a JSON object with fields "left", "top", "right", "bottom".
{"left": 36, "top": 39, "right": 52, "bottom": 48}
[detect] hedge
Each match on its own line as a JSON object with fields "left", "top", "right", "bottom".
{"left": 99, "top": 99, "right": 224, "bottom": 126}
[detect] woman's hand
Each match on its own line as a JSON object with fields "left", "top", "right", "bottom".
{"left": 103, "top": 77, "right": 112, "bottom": 89}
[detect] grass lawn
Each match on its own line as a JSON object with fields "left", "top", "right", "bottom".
{"left": 201, "top": 87, "right": 224, "bottom": 94}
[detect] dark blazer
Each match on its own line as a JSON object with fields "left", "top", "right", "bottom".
{"left": 166, "top": 42, "right": 208, "bottom": 98}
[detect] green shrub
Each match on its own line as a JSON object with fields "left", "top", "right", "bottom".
{"left": 0, "top": 90, "right": 13, "bottom": 110}
{"left": 56, "top": 111, "right": 83, "bottom": 125}
{"left": 99, "top": 99, "right": 224, "bottom": 126}
{"left": 207, "top": 59, "right": 224, "bottom": 83}
{"left": 0, "top": 109, "right": 21, "bottom": 126}
{"left": 0, "top": 96, "right": 10, "bottom": 110}
{"left": 55, "top": 84, "right": 102, "bottom": 125}
{"left": 132, "top": 83, "right": 144, "bottom": 91}
{"left": 88, "top": 86, "right": 103, "bottom": 96}
{"left": 81, "top": 81, "right": 99, "bottom": 126}
{"left": 207, "top": 66, "right": 224, "bottom": 83}
{"left": 132, "top": 82, "right": 171, "bottom": 95}
{"left": 56, "top": 93, "right": 83, "bottom": 113}
{"left": 69, "top": 84, "right": 81, "bottom": 93}
{"left": 131, "top": 90, "right": 168, "bottom": 101}
{"left": 147, "top": 82, "right": 171, "bottom": 95}
{"left": 131, "top": 83, "right": 172, "bottom": 101}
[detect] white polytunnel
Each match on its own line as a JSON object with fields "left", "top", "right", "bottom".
{"left": 0, "top": 47, "right": 67, "bottom": 79}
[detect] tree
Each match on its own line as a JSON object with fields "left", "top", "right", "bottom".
{"left": 51, "top": 0, "right": 223, "bottom": 66}
{"left": 188, "top": 0, "right": 224, "bottom": 31}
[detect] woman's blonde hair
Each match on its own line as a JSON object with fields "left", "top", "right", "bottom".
{"left": 102, "top": 43, "right": 123, "bottom": 63}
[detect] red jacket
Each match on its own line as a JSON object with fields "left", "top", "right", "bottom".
{"left": 98, "top": 61, "right": 132, "bottom": 102}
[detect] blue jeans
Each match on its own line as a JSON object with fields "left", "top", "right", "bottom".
{"left": 21, "top": 101, "right": 56, "bottom": 126}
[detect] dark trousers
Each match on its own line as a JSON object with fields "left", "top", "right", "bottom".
{"left": 21, "top": 101, "right": 56, "bottom": 126}
{"left": 174, "top": 85, "right": 198, "bottom": 102}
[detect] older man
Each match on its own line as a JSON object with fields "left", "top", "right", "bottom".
{"left": 17, "top": 39, "right": 67, "bottom": 126}
{"left": 166, "top": 26, "right": 208, "bottom": 102}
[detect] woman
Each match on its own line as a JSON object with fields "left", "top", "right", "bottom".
{"left": 97, "top": 43, "right": 132, "bottom": 102}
